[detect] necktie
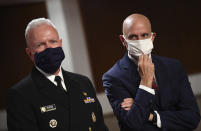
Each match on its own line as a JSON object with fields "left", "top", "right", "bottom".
{"left": 152, "top": 77, "right": 160, "bottom": 109}
{"left": 54, "top": 76, "right": 65, "bottom": 91}
{"left": 152, "top": 77, "right": 158, "bottom": 90}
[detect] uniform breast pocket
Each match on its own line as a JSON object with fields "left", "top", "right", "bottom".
{"left": 36, "top": 104, "right": 69, "bottom": 131}
{"left": 83, "top": 97, "right": 99, "bottom": 119}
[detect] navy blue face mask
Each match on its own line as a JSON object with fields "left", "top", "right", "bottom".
{"left": 34, "top": 47, "right": 65, "bottom": 74}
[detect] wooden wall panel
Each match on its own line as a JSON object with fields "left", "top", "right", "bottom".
{"left": 0, "top": 2, "right": 48, "bottom": 109}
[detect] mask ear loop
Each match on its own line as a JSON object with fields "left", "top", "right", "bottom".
{"left": 150, "top": 32, "right": 153, "bottom": 39}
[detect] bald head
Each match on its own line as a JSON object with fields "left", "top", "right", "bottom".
{"left": 122, "top": 14, "right": 152, "bottom": 39}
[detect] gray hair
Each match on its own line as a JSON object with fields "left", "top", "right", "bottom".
{"left": 25, "top": 18, "right": 57, "bottom": 40}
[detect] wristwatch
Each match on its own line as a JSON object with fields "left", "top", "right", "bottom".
{"left": 152, "top": 111, "right": 157, "bottom": 125}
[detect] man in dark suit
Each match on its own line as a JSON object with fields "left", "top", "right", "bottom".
{"left": 102, "top": 14, "right": 200, "bottom": 131}
{"left": 6, "top": 18, "right": 108, "bottom": 131}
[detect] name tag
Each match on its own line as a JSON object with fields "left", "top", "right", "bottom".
{"left": 40, "top": 104, "right": 56, "bottom": 113}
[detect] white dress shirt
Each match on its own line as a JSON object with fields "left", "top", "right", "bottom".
{"left": 35, "top": 66, "right": 67, "bottom": 91}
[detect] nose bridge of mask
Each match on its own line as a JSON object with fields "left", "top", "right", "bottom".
{"left": 123, "top": 36, "right": 144, "bottom": 53}
{"left": 130, "top": 35, "right": 152, "bottom": 42}
{"left": 123, "top": 34, "right": 152, "bottom": 43}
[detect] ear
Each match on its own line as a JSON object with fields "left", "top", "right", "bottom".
{"left": 26, "top": 48, "right": 31, "bottom": 57}
{"left": 119, "top": 35, "right": 127, "bottom": 47}
{"left": 26, "top": 48, "right": 34, "bottom": 63}
{"left": 59, "top": 38, "right": 62, "bottom": 46}
{"left": 151, "top": 32, "right": 156, "bottom": 42}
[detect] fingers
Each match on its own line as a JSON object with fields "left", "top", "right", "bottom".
{"left": 143, "top": 54, "right": 148, "bottom": 62}
{"left": 138, "top": 54, "right": 155, "bottom": 87}
{"left": 121, "top": 98, "right": 134, "bottom": 111}
{"left": 123, "top": 98, "right": 134, "bottom": 102}
{"left": 138, "top": 55, "right": 143, "bottom": 67}
{"left": 138, "top": 54, "right": 152, "bottom": 66}
{"left": 124, "top": 107, "right": 131, "bottom": 111}
{"left": 138, "top": 55, "right": 144, "bottom": 73}
{"left": 142, "top": 54, "right": 151, "bottom": 63}
{"left": 121, "top": 102, "right": 133, "bottom": 110}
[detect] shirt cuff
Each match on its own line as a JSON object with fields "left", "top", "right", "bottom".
{"left": 154, "top": 111, "right": 162, "bottom": 128}
{"left": 139, "top": 85, "right": 155, "bottom": 95}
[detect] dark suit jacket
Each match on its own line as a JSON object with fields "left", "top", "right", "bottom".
{"left": 7, "top": 67, "right": 108, "bottom": 131}
{"left": 102, "top": 53, "right": 200, "bottom": 131}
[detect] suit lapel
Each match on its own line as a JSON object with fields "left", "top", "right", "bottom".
{"left": 152, "top": 55, "right": 171, "bottom": 108}
{"left": 31, "top": 67, "right": 70, "bottom": 110}
{"left": 119, "top": 53, "right": 141, "bottom": 93}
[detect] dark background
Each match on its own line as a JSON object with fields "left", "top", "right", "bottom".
{"left": 0, "top": 0, "right": 201, "bottom": 109}
{"left": 79, "top": 0, "right": 201, "bottom": 92}
{"left": 0, "top": 2, "right": 48, "bottom": 109}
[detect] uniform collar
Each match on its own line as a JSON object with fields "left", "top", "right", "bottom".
{"left": 35, "top": 66, "right": 64, "bottom": 85}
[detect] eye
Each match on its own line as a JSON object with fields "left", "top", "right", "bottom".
{"left": 49, "top": 39, "right": 58, "bottom": 44}
{"left": 141, "top": 33, "right": 149, "bottom": 38}
{"left": 128, "top": 34, "right": 138, "bottom": 40}
{"left": 36, "top": 42, "right": 45, "bottom": 47}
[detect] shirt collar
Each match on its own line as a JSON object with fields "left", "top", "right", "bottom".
{"left": 35, "top": 66, "right": 64, "bottom": 84}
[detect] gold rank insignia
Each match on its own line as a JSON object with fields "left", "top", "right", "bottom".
{"left": 49, "top": 119, "right": 57, "bottom": 128}
{"left": 91, "top": 112, "right": 96, "bottom": 123}
{"left": 83, "top": 92, "right": 87, "bottom": 96}
{"left": 89, "top": 126, "right": 92, "bottom": 131}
